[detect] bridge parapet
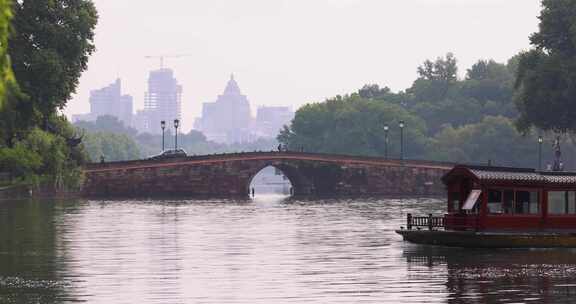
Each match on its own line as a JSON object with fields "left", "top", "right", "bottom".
{"left": 85, "top": 151, "right": 454, "bottom": 171}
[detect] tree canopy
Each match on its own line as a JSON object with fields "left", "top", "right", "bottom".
{"left": 417, "top": 52, "right": 458, "bottom": 83}
{"left": 277, "top": 53, "right": 569, "bottom": 169}
{"left": 278, "top": 94, "right": 429, "bottom": 157}
{"left": 75, "top": 115, "right": 138, "bottom": 137}
{"left": 7, "top": 0, "right": 97, "bottom": 129}
{"left": 74, "top": 115, "right": 280, "bottom": 161}
{"left": 0, "top": 0, "right": 98, "bottom": 191}
{"left": 515, "top": 0, "right": 576, "bottom": 133}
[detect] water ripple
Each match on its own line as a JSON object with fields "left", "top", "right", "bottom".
{"left": 0, "top": 196, "right": 575, "bottom": 303}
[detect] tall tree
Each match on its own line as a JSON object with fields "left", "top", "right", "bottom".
{"left": 466, "top": 59, "right": 511, "bottom": 83}
{"left": 8, "top": 0, "right": 97, "bottom": 126}
{"left": 417, "top": 53, "right": 458, "bottom": 82}
{"left": 515, "top": 0, "right": 576, "bottom": 133}
{"left": 463, "top": 59, "right": 515, "bottom": 109}
{"left": 278, "top": 94, "right": 429, "bottom": 158}
{"left": 410, "top": 53, "right": 459, "bottom": 103}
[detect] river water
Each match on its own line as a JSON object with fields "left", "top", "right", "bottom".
{"left": 1, "top": 196, "right": 576, "bottom": 303}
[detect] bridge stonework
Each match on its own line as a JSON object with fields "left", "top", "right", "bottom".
{"left": 83, "top": 152, "right": 453, "bottom": 198}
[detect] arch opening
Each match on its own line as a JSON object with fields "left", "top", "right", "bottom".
{"left": 249, "top": 165, "right": 293, "bottom": 198}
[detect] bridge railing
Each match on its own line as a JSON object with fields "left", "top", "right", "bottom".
{"left": 84, "top": 151, "right": 456, "bottom": 170}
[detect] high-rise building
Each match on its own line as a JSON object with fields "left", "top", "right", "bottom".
{"left": 132, "top": 109, "right": 150, "bottom": 134}
{"left": 141, "top": 68, "right": 183, "bottom": 134}
{"left": 194, "top": 75, "right": 253, "bottom": 143}
{"left": 72, "top": 79, "right": 133, "bottom": 127}
{"left": 254, "top": 106, "right": 294, "bottom": 138}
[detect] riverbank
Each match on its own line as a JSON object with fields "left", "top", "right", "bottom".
{"left": 0, "top": 184, "right": 79, "bottom": 201}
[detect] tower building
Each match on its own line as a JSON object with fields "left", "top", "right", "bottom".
{"left": 194, "top": 75, "right": 253, "bottom": 143}
{"left": 142, "top": 68, "right": 183, "bottom": 133}
{"left": 73, "top": 78, "right": 133, "bottom": 127}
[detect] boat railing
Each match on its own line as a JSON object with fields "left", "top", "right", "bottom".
{"left": 405, "top": 213, "right": 480, "bottom": 231}
{"left": 406, "top": 213, "right": 445, "bottom": 231}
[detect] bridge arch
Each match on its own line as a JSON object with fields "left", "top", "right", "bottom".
{"left": 246, "top": 161, "right": 315, "bottom": 196}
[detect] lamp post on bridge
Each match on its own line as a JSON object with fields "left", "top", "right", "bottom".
{"left": 384, "top": 124, "right": 389, "bottom": 159}
{"left": 174, "top": 119, "right": 180, "bottom": 150}
{"left": 538, "top": 135, "right": 543, "bottom": 170}
{"left": 161, "top": 120, "right": 166, "bottom": 151}
{"left": 399, "top": 120, "right": 405, "bottom": 161}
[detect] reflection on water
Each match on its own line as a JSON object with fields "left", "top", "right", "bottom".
{"left": 404, "top": 246, "right": 576, "bottom": 303}
{"left": 0, "top": 199, "right": 71, "bottom": 303}
{"left": 0, "top": 196, "right": 575, "bottom": 303}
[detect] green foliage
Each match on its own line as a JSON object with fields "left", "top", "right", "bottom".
{"left": 82, "top": 132, "right": 140, "bottom": 162}
{"left": 405, "top": 56, "right": 517, "bottom": 134}
{"left": 0, "top": 126, "right": 85, "bottom": 190}
{"left": 0, "top": 0, "right": 14, "bottom": 110}
{"left": 278, "top": 94, "right": 428, "bottom": 157}
{"left": 0, "top": 1, "right": 97, "bottom": 192}
{"left": 136, "top": 130, "right": 279, "bottom": 159}
{"left": 427, "top": 116, "right": 539, "bottom": 167}
{"left": 465, "top": 59, "right": 514, "bottom": 105}
{"left": 515, "top": 0, "right": 576, "bottom": 133}
{"left": 9, "top": 0, "right": 98, "bottom": 125}
{"left": 0, "top": 87, "right": 34, "bottom": 146}
{"left": 0, "top": 143, "right": 42, "bottom": 182}
{"left": 417, "top": 53, "right": 458, "bottom": 82}
{"left": 358, "top": 84, "right": 400, "bottom": 102}
{"left": 410, "top": 53, "right": 459, "bottom": 104}
{"left": 0, "top": 0, "right": 27, "bottom": 146}
{"left": 74, "top": 116, "right": 280, "bottom": 162}
{"left": 75, "top": 115, "right": 138, "bottom": 137}
{"left": 278, "top": 53, "right": 552, "bottom": 168}
{"left": 23, "top": 128, "right": 84, "bottom": 190}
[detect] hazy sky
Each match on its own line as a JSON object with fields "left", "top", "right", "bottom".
{"left": 66, "top": 0, "right": 542, "bottom": 132}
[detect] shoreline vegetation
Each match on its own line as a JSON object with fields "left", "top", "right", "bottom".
{"left": 0, "top": 0, "right": 97, "bottom": 195}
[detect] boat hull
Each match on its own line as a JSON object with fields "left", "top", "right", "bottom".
{"left": 395, "top": 229, "right": 576, "bottom": 248}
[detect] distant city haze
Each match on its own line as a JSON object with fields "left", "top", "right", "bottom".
{"left": 66, "top": 0, "right": 541, "bottom": 133}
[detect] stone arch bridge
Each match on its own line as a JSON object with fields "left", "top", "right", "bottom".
{"left": 83, "top": 152, "right": 454, "bottom": 198}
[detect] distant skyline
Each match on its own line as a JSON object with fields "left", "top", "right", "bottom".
{"left": 66, "top": 0, "right": 542, "bottom": 132}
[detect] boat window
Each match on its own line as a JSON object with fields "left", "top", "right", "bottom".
{"left": 503, "top": 190, "right": 514, "bottom": 214}
{"left": 548, "top": 191, "right": 576, "bottom": 215}
{"left": 566, "top": 191, "right": 576, "bottom": 214}
{"left": 488, "top": 189, "right": 540, "bottom": 215}
{"left": 448, "top": 192, "right": 460, "bottom": 212}
{"left": 462, "top": 190, "right": 481, "bottom": 210}
{"left": 487, "top": 190, "right": 502, "bottom": 214}
{"left": 515, "top": 190, "right": 539, "bottom": 214}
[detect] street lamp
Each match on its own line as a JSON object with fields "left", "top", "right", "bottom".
{"left": 538, "top": 135, "right": 543, "bottom": 170}
{"left": 384, "top": 124, "right": 389, "bottom": 159}
{"left": 174, "top": 119, "right": 180, "bottom": 150}
{"left": 161, "top": 120, "right": 166, "bottom": 151}
{"left": 399, "top": 120, "right": 405, "bottom": 161}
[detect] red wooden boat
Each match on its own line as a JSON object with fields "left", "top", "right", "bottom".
{"left": 396, "top": 165, "right": 576, "bottom": 248}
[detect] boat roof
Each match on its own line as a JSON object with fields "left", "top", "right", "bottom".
{"left": 442, "top": 165, "right": 576, "bottom": 186}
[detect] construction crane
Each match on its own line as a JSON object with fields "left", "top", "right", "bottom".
{"left": 145, "top": 54, "right": 192, "bottom": 69}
